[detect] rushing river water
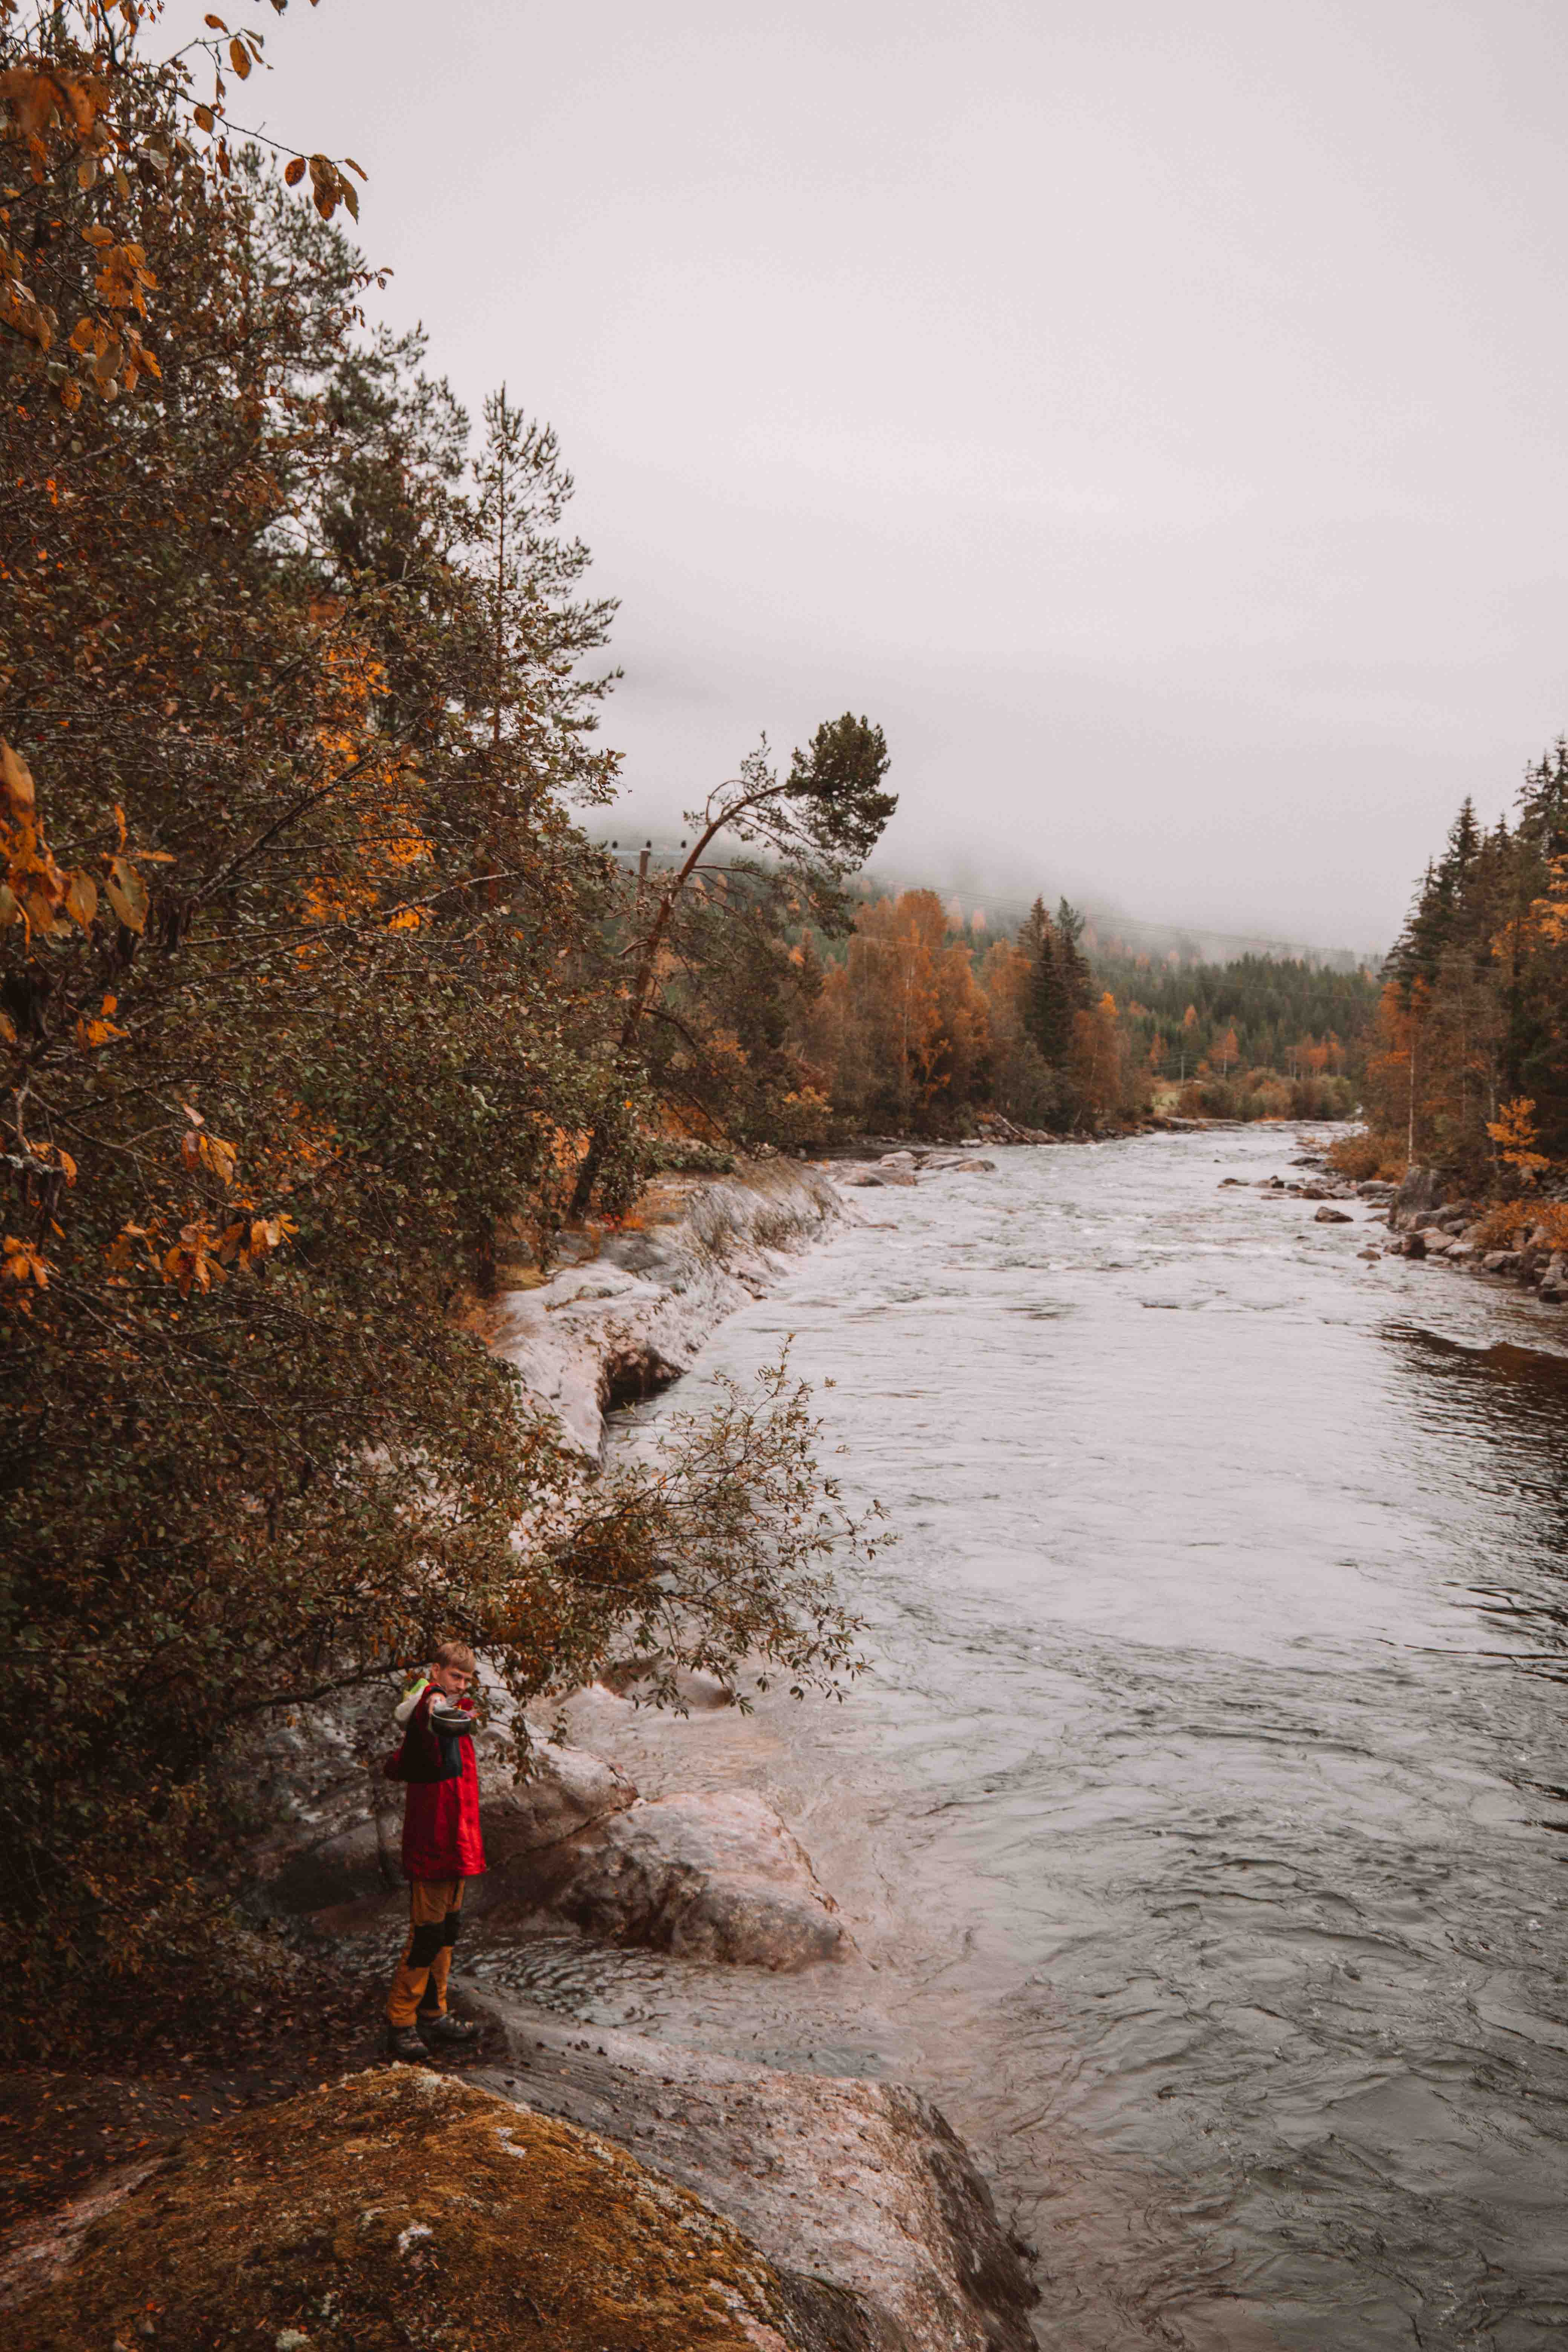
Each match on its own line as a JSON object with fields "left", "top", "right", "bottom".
{"left": 472, "top": 1129, "right": 1568, "bottom": 2352}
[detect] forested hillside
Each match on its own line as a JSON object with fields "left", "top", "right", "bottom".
{"left": 1347, "top": 754, "right": 1568, "bottom": 1193}
{"left": 750, "top": 891, "right": 1373, "bottom": 1135}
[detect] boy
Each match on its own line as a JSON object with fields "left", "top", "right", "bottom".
{"left": 383, "top": 1640, "right": 486, "bottom": 2059}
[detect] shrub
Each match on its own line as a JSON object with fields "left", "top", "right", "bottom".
{"left": 1468, "top": 1201, "right": 1536, "bottom": 1249}
{"left": 1468, "top": 1199, "right": 1568, "bottom": 1251}
{"left": 1327, "top": 1131, "right": 1396, "bottom": 1182}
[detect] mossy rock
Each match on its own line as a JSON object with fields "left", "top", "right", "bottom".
{"left": 11, "top": 2067, "right": 826, "bottom": 2351}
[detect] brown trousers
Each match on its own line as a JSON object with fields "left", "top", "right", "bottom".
{"left": 386, "top": 1877, "right": 465, "bottom": 2027}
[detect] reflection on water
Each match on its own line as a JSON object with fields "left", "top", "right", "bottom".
{"left": 496, "top": 1132, "right": 1568, "bottom": 2351}
{"left": 1385, "top": 1326, "right": 1568, "bottom": 1716}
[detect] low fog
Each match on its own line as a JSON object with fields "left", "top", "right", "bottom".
{"left": 227, "top": 0, "right": 1568, "bottom": 956}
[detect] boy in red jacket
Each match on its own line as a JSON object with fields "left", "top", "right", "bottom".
{"left": 384, "top": 1640, "right": 487, "bottom": 2059}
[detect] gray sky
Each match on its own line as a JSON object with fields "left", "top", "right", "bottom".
{"left": 231, "top": 0, "right": 1568, "bottom": 951}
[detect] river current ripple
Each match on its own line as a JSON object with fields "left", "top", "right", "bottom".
{"left": 475, "top": 1129, "right": 1568, "bottom": 2351}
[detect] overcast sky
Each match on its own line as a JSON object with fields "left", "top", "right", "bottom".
{"left": 219, "top": 0, "right": 1568, "bottom": 951}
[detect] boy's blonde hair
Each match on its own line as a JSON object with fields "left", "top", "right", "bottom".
{"left": 433, "top": 1639, "right": 476, "bottom": 1673}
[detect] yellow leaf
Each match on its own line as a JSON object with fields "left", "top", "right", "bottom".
{"left": 198, "top": 1133, "right": 237, "bottom": 1187}
{"left": 194, "top": 102, "right": 215, "bottom": 132}
{"left": 0, "top": 1011, "right": 15, "bottom": 1044}
{"left": 56, "top": 1149, "right": 76, "bottom": 1187}
{"left": 76, "top": 1014, "right": 126, "bottom": 1049}
{"left": 2, "top": 1235, "right": 48, "bottom": 1289}
{"left": 2, "top": 741, "right": 35, "bottom": 815}
{"left": 283, "top": 155, "right": 305, "bottom": 186}
{"left": 228, "top": 37, "right": 251, "bottom": 77}
{"left": 204, "top": 11, "right": 228, "bottom": 26}
{"left": 104, "top": 856, "right": 149, "bottom": 933}
{"left": 65, "top": 869, "right": 97, "bottom": 931}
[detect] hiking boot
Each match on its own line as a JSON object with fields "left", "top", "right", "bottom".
{"left": 420, "top": 2012, "right": 480, "bottom": 2047}
{"left": 385, "top": 2024, "right": 429, "bottom": 2061}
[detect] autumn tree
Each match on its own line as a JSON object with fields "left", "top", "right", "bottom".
{"left": 0, "top": 12, "right": 877, "bottom": 2043}
{"left": 570, "top": 716, "right": 895, "bottom": 1206}
{"left": 1360, "top": 745, "right": 1568, "bottom": 1182}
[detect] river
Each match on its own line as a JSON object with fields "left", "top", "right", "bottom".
{"left": 472, "top": 1127, "right": 1568, "bottom": 2352}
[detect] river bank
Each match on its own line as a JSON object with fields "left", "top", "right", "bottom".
{"left": 0, "top": 1150, "right": 1040, "bottom": 2352}
{"left": 1219, "top": 1137, "right": 1568, "bottom": 1306}
{"left": 13, "top": 1129, "right": 1566, "bottom": 2350}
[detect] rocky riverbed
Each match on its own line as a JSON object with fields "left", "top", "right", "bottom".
{"left": 1227, "top": 1143, "right": 1568, "bottom": 1305}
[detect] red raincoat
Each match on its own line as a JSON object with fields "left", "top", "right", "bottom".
{"left": 397, "top": 1687, "right": 487, "bottom": 1882}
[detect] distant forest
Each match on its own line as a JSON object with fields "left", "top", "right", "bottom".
{"left": 638, "top": 874, "right": 1378, "bottom": 1144}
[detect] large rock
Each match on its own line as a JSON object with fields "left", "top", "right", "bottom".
{"left": 481, "top": 1740, "right": 638, "bottom": 1867}
{"left": 492, "top": 1165, "right": 845, "bottom": 1457}
{"left": 495, "top": 1789, "right": 851, "bottom": 1969}
{"left": 1390, "top": 1164, "right": 1447, "bottom": 1230}
{"left": 5, "top": 2067, "right": 852, "bottom": 2352}
{"left": 239, "top": 1679, "right": 403, "bottom": 1913}
{"left": 241, "top": 1698, "right": 636, "bottom": 1920}
{"left": 472, "top": 2001, "right": 1040, "bottom": 2352}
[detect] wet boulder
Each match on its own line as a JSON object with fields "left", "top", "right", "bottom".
{"left": 472, "top": 2003, "right": 1041, "bottom": 2352}
{"left": 1313, "top": 1206, "right": 1353, "bottom": 1223}
{"left": 481, "top": 1740, "right": 638, "bottom": 1868}
{"left": 491, "top": 1165, "right": 845, "bottom": 1457}
{"left": 1390, "top": 1164, "right": 1447, "bottom": 1230}
{"left": 495, "top": 1789, "right": 852, "bottom": 1969}
{"left": 6, "top": 2068, "right": 838, "bottom": 2352}
{"left": 598, "top": 1657, "right": 738, "bottom": 1709}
